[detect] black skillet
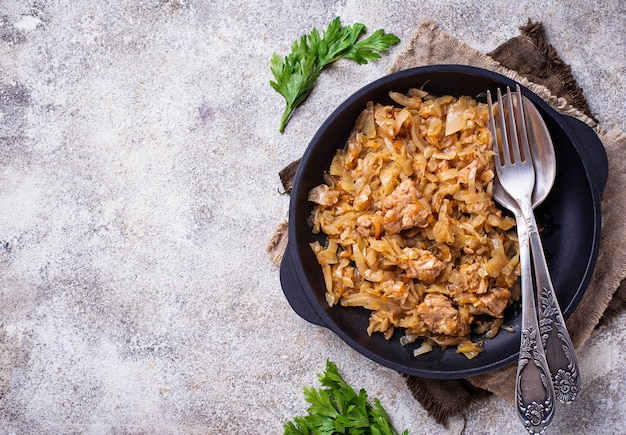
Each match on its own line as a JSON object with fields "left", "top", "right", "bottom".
{"left": 279, "top": 65, "right": 608, "bottom": 379}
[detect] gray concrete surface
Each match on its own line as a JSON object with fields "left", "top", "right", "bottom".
{"left": 1, "top": 1, "right": 624, "bottom": 433}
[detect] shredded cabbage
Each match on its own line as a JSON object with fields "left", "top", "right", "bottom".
{"left": 308, "top": 89, "right": 519, "bottom": 358}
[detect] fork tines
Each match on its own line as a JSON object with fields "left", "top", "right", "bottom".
{"left": 487, "top": 84, "right": 533, "bottom": 170}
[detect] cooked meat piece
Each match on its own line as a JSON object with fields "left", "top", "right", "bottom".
{"left": 356, "top": 212, "right": 383, "bottom": 238}
{"left": 399, "top": 247, "right": 445, "bottom": 282}
{"left": 381, "top": 179, "right": 428, "bottom": 234}
{"left": 470, "top": 287, "right": 511, "bottom": 318}
{"left": 417, "top": 294, "right": 460, "bottom": 336}
{"left": 458, "top": 262, "right": 488, "bottom": 294}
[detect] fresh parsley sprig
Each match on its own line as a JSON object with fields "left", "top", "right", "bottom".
{"left": 270, "top": 17, "right": 400, "bottom": 133}
{"left": 284, "top": 360, "right": 409, "bottom": 435}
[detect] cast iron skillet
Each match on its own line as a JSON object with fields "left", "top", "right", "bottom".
{"left": 280, "top": 65, "right": 608, "bottom": 379}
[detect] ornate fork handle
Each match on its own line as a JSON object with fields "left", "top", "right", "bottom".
{"left": 523, "top": 203, "right": 581, "bottom": 403}
{"left": 514, "top": 205, "right": 555, "bottom": 434}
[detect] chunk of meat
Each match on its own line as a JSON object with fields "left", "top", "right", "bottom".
{"left": 417, "top": 294, "right": 460, "bottom": 336}
{"left": 399, "top": 248, "right": 445, "bottom": 282}
{"left": 356, "top": 212, "right": 383, "bottom": 238}
{"left": 469, "top": 287, "right": 511, "bottom": 318}
{"left": 448, "top": 262, "right": 488, "bottom": 296}
{"left": 381, "top": 179, "right": 428, "bottom": 234}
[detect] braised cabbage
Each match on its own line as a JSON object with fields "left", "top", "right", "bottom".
{"left": 308, "top": 89, "right": 519, "bottom": 358}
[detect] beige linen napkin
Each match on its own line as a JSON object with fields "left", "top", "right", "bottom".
{"left": 269, "top": 20, "right": 626, "bottom": 424}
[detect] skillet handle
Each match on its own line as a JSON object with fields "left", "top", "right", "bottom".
{"left": 280, "top": 243, "right": 326, "bottom": 327}
{"left": 562, "top": 116, "right": 609, "bottom": 195}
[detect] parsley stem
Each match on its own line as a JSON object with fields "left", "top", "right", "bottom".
{"left": 279, "top": 104, "right": 294, "bottom": 133}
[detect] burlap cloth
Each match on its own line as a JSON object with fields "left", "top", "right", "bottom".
{"left": 268, "top": 20, "right": 626, "bottom": 425}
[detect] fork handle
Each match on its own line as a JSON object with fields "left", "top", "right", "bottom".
{"left": 522, "top": 203, "right": 581, "bottom": 404}
{"left": 514, "top": 210, "right": 555, "bottom": 434}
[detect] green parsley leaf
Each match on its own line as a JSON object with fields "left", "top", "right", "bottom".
{"left": 284, "top": 360, "right": 409, "bottom": 435}
{"left": 270, "top": 17, "right": 400, "bottom": 132}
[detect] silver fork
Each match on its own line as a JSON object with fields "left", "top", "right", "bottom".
{"left": 488, "top": 85, "right": 555, "bottom": 434}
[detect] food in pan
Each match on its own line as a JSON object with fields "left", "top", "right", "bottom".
{"left": 307, "top": 89, "right": 520, "bottom": 358}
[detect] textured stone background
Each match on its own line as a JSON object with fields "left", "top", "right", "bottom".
{"left": 1, "top": 1, "right": 624, "bottom": 433}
